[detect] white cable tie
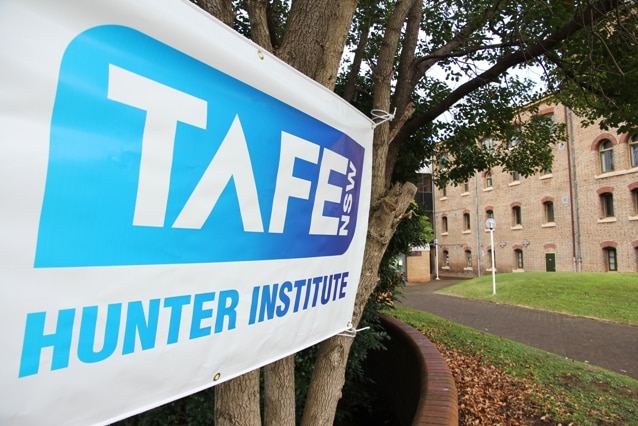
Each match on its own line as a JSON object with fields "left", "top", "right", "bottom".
{"left": 370, "top": 108, "right": 397, "bottom": 129}
{"left": 337, "top": 326, "right": 371, "bottom": 338}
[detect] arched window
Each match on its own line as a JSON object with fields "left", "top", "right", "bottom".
{"left": 543, "top": 201, "right": 555, "bottom": 223}
{"left": 514, "top": 249, "right": 524, "bottom": 269}
{"left": 599, "top": 139, "right": 614, "bottom": 173}
{"left": 442, "top": 250, "right": 450, "bottom": 266}
{"left": 630, "top": 133, "right": 638, "bottom": 168}
{"left": 632, "top": 188, "right": 638, "bottom": 215}
{"left": 600, "top": 192, "right": 614, "bottom": 218}
{"left": 465, "top": 250, "right": 473, "bottom": 267}
{"left": 486, "top": 209, "right": 494, "bottom": 220}
{"left": 604, "top": 247, "right": 617, "bottom": 271}
{"left": 512, "top": 205, "right": 522, "bottom": 226}
{"left": 441, "top": 216, "right": 448, "bottom": 233}
{"left": 487, "top": 249, "right": 496, "bottom": 269}
{"left": 485, "top": 171, "right": 493, "bottom": 188}
{"left": 482, "top": 137, "right": 495, "bottom": 151}
{"left": 509, "top": 127, "right": 522, "bottom": 148}
{"left": 463, "top": 212, "right": 471, "bottom": 230}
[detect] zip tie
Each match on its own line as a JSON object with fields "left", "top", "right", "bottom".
{"left": 337, "top": 326, "right": 370, "bottom": 338}
{"left": 370, "top": 108, "right": 397, "bottom": 129}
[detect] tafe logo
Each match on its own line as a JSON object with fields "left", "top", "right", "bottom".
{"left": 35, "top": 26, "right": 364, "bottom": 267}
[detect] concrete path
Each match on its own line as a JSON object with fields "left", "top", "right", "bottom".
{"left": 398, "top": 280, "right": 638, "bottom": 380}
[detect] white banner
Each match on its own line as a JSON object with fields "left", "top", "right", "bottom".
{"left": 0, "top": 1, "right": 373, "bottom": 424}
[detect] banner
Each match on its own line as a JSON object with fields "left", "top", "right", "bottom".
{"left": 0, "top": 1, "right": 373, "bottom": 424}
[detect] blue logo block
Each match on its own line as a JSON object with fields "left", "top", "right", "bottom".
{"left": 35, "top": 26, "right": 365, "bottom": 267}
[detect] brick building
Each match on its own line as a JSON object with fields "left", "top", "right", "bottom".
{"left": 431, "top": 101, "right": 638, "bottom": 275}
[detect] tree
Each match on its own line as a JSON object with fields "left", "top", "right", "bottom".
{"left": 192, "top": 1, "right": 638, "bottom": 424}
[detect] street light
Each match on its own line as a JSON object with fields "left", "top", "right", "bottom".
{"left": 485, "top": 218, "right": 496, "bottom": 295}
{"left": 433, "top": 238, "right": 440, "bottom": 280}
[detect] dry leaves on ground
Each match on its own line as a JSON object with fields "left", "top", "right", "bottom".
{"left": 432, "top": 342, "right": 560, "bottom": 425}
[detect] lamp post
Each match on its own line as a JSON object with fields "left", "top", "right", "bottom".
{"left": 486, "top": 218, "right": 496, "bottom": 295}
{"left": 433, "top": 238, "right": 440, "bottom": 280}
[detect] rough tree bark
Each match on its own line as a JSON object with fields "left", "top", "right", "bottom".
{"left": 301, "top": 2, "right": 418, "bottom": 423}
{"left": 300, "top": 182, "right": 416, "bottom": 426}
{"left": 214, "top": 369, "right": 261, "bottom": 426}
{"left": 204, "top": 1, "right": 365, "bottom": 425}
{"left": 263, "top": 355, "right": 295, "bottom": 426}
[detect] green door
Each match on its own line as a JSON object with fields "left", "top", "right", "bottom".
{"left": 545, "top": 253, "right": 556, "bottom": 272}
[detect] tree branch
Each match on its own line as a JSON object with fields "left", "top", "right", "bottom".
{"left": 247, "top": 0, "right": 274, "bottom": 52}
{"left": 394, "top": 0, "right": 622, "bottom": 144}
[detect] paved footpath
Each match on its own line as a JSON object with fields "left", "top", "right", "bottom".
{"left": 398, "top": 280, "right": 638, "bottom": 380}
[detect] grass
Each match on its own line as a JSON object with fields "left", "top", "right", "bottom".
{"left": 388, "top": 305, "right": 638, "bottom": 425}
{"left": 436, "top": 272, "right": 638, "bottom": 325}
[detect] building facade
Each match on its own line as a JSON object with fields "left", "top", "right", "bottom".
{"left": 432, "top": 102, "right": 638, "bottom": 275}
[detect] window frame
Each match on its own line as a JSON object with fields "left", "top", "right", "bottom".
{"left": 512, "top": 205, "right": 522, "bottom": 226}
{"left": 465, "top": 250, "right": 472, "bottom": 267}
{"left": 514, "top": 249, "right": 524, "bottom": 269}
{"left": 604, "top": 247, "right": 617, "bottom": 271}
{"left": 487, "top": 249, "right": 495, "bottom": 268}
{"left": 482, "top": 137, "right": 495, "bottom": 152}
{"left": 509, "top": 127, "right": 522, "bottom": 148}
{"left": 543, "top": 201, "right": 555, "bottom": 223}
{"left": 630, "top": 133, "right": 638, "bottom": 168}
{"left": 599, "top": 139, "right": 615, "bottom": 173}
{"left": 600, "top": 192, "right": 615, "bottom": 218}
{"left": 463, "top": 212, "right": 471, "bottom": 231}
{"left": 485, "top": 171, "right": 493, "bottom": 188}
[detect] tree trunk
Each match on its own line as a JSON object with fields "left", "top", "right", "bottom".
{"left": 196, "top": 0, "right": 234, "bottom": 28}
{"left": 263, "top": 355, "right": 295, "bottom": 426}
{"left": 203, "top": 1, "right": 418, "bottom": 424}
{"left": 278, "top": 0, "right": 357, "bottom": 88}
{"left": 301, "top": 181, "right": 417, "bottom": 426}
{"left": 214, "top": 369, "right": 261, "bottom": 426}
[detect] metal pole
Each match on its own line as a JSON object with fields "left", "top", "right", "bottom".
{"left": 490, "top": 227, "right": 496, "bottom": 295}
{"left": 434, "top": 239, "right": 440, "bottom": 280}
{"left": 485, "top": 218, "right": 496, "bottom": 295}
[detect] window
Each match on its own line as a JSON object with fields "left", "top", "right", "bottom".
{"left": 600, "top": 192, "right": 614, "bottom": 218}
{"left": 544, "top": 201, "right": 555, "bottom": 223}
{"left": 465, "top": 250, "right": 473, "bottom": 267}
{"left": 416, "top": 174, "right": 433, "bottom": 193}
{"left": 604, "top": 248, "right": 617, "bottom": 271}
{"left": 463, "top": 213, "right": 471, "bottom": 230}
{"left": 633, "top": 188, "right": 638, "bottom": 215}
{"left": 599, "top": 139, "right": 614, "bottom": 173}
{"left": 482, "top": 137, "right": 495, "bottom": 151}
{"left": 509, "top": 127, "right": 522, "bottom": 148}
{"left": 515, "top": 249, "right": 524, "bottom": 269}
{"left": 463, "top": 180, "right": 469, "bottom": 192}
{"left": 443, "top": 250, "right": 450, "bottom": 266}
{"left": 511, "top": 171, "right": 520, "bottom": 182}
{"left": 630, "top": 134, "right": 638, "bottom": 168}
{"left": 487, "top": 249, "right": 496, "bottom": 268}
{"left": 486, "top": 209, "right": 494, "bottom": 220}
{"left": 485, "top": 171, "right": 493, "bottom": 188}
{"left": 442, "top": 186, "right": 447, "bottom": 197}
{"left": 512, "top": 206, "right": 522, "bottom": 226}
{"left": 442, "top": 216, "right": 448, "bottom": 233}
